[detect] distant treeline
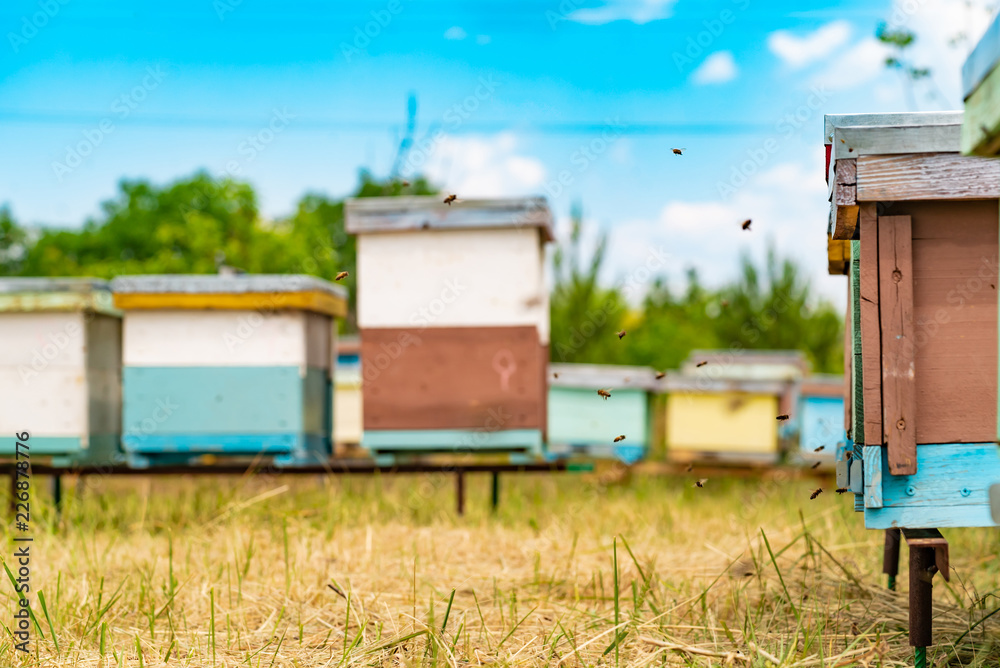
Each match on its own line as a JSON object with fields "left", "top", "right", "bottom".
{"left": 0, "top": 171, "right": 843, "bottom": 373}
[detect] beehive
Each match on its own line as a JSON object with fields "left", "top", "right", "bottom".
{"left": 962, "top": 12, "right": 1000, "bottom": 156}
{"left": 547, "top": 364, "right": 657, "bottom": 464}
{"left": 111, "top": 274, "right": 347, "bottom": 467}
{"left": 825, "top": 111, "right": 1000, "bottom": 528}
{"left": 795, "top": 375, "right": 845, "bottom": 466}
{"left": 345, "top": 196, "right": 552, "bottom": 459}
{"left": 0, "top": 278, "right": 122, "bottom": 465}
{"left": 663, "top": 350, "right": 805, "bottom": 465}
{"left": 332, "top": 336, "right": 363, "bottom": 453}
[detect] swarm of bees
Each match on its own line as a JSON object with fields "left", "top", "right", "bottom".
{"left": 613, "top": 435, "right": 626, "bottom": 442}
{"left": 335, "top": 271, "right": 349, "bottom": 281}
{"left": 810, "top": 488, "right": 823, "bottom": 500}
{"left": 443, "top": 194, "right": 458, "bottom": 205}
{"left": 741, "top": 219, "right": 752, "bottom": 231}
{"left": 597, "top": 388, "right": 611, "bottom": 400}
{"left": 672, "top": 148, "right": 685, "bottom": 155}
{"left": 617, "top": 329, "right": 626, "bottom": 340}
{"left": 776, "top": 414, "right": 789, "bottom": 421}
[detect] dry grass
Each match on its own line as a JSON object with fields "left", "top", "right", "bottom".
{"left": 2, "top": 470, "right": 1000, "bottom": 666}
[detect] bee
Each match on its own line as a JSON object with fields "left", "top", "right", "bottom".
{"left": 401, "top": 180, "right": 411, "bottom": 187}
{"left": 523, "top": 296, "right": 544, "bottom": 308}
{"left": 810, "top": 461, "right": 821, "bottom": 469}
{"left": 696, "top": 360, "right": 708, "bottom": 368}
{"left": 695, "top": 478, "right": 708, "bottom": 488}
{"left": 720, "top": 299, "right": 729, "bottom": 308}
{"left": 835, "top": 488, "right": 849, "bottom": 494}
{"left": 334, "top": 271, "right": 349, "bottom": 281}
{"left": 672, "top": 148, "right": 685, "bottom": 155}
{"left": 614, "top": 435, "right": 626, "bottom": 442}
{"left": 553, "top": 372, "right": 559, "bottom": 379}
{"left": 851, "top": 621, "right": 860, "bottom": 636}
{"left": 810, "top": 488, "right": 823, "bottom": 500}
{"left": 814, "top": 445, "right": 825, "bottom": 452}
{"left": 685, "top": 463, "right": 693, "bottom": 473}
{"left": 776, "top": 414, "right": 789, "bottom": 421}
{"left": 443, "top": 194, "right": 458, "bottom": 205}
{"left": 655, "top": 371, "right": 666, "bottom": 380}
{"left": 741, "top": 219, "right": 752, "bottom": 231}
{"left": 597, "top": 389, "right": 612, "bottom": 400}
{"left": 617, "top": 329, "right": 626, "bottom": 340}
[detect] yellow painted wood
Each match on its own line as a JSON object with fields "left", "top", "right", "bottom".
{"left": 333, "top": 379, "right": 363, "bottom": 445}
{"left": 827, "top": 235, "right": 850, "bottom": 275}
{"left": 113, "top": 290, "right": 347, "bottom": 318}
{"left": 665, "top": 392, "right": 779, "bottom": 454}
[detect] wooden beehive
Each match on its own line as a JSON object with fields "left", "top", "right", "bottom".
{"left": 547, "top": 364, "right": 657, "bottom": 464}
{"left": 795, "top": 375, "right": 845, "bottom": 465}
{"left": 0, "top": 278, "right": 122, "bottom": 465}
{"left": 662, "top": 350, "right": 805, "bottom": 465}
{"left": 962, "top": 12, "right": 1000, "bottom": 156}
{"left": 826, "top": 111, "right": 1000, "bottom": 528}
{"left": 345, "top": 196, "right": 552, "bottom": 459}
{"left": 111, "top": 274, "right": 347, "bottom": 467}
{"left": 332, "top": 336, "right": 363, "bottom": 452}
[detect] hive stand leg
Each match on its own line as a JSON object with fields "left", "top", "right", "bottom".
{"left": 491, "top": 472, "right": 500, "bottom": 513}
{"left": 50, "top": 475, "right": 63, "bottom": 519}
{"left": 909, "top": 545, "right": 935, "bottom": 662}
{"left": 456, "top": 471, "right": 466, "bottom": 516}
{"left": 884, "top": 528, "right": 901, "bottom": 590}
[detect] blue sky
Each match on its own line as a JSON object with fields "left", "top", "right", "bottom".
{"left": 1, "top": 0, "right": 994, "bottom": 306}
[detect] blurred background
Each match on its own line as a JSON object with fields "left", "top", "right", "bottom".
{"left": 1, "top": 0, "right": 996, "bottom": 373}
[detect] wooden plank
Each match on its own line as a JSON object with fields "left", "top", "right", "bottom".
{"left": 857, "top": 153, "right": 1000, "bottom": 201}
{"left": 832, "top": 204, "right": 860, "bottom": 240}
{"left": 864, "top": 445, "right": 883, "bottom": 508}
{"left": 878, "top": 215, "right": 917, "bottom": 475}
{"left": 836, "top": 159, "right": 857, "bottom": 184}
{"left": 850, "top": 241, "right": 864, "bottom": 444}
{"left": 865, "top": 504, "right": 995, "bottom": 529}
{"left": 892, "top": 201, "right": 998, "bottom": 444}
{"left": 844, "top": 276, "right": 852, "bottom": 436}
{"left": 114, "top": 291, "right": 348, "bottom": 318}
{"left": 876, "top": 442, "right": 999, "bottom": 512}
{"left": 833, "top": 124, "right": 961, "bottom": 160}
{"left": 828, "top": 236, "right": 850, "bottom": 275}
{"left": 858, "top": 204, "right": 882, "bottom": 446}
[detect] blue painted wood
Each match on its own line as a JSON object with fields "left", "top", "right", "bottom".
{"left": 363, "top": 429, "right": 543, "bottom": 454}
{"left": 547, "top": 387, "right": 649, "bottom": 450}
{"left": 850, "top": 459, "right": 863, "bottom": 494}
{"left": 0, "top": 436, "right": 80, "bottom": 455}
{"left": 123, "top": 366, "right": 318, "bottom": 435}
{"left": 124, "top": 434, "right": 328, "bottom": 467}
{"left": 864, "top": 445, "right": 883, "bottom": 508}
{"left": 124, "top": 432, "right": 298, "bottom": 454}
{"left": 798, "top": 396, "right": 847, "bottom": 454}
{"left": 862, "top": 442, "right": 1000, "bottom": 529}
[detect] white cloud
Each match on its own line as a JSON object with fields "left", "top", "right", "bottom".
{"left": 444, "top": 26, "right": 467, "bottom": 40}
{"left": 603, "top": 150, "right": 844, "bottom": 308}
{"left": 692, "top": 51, "right": 738, "bottom": 85}
{"left": 768, "top": 21, "right": 852, "bottom": 68}
{"left": 569, "top": 0, "right": 677, "bottom": 25}
{"left": 420, "top": 133, "right": 546, "bottom": 198}
{"left": 810, "top": 38, "right": 890, "bottom": 92}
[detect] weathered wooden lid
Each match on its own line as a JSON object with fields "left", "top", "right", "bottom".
{"left": 549, "top": 363, "right": 659, "bottom": 391}
{"left": 681, "top": 350, "right": 808, "bottom": 381}
{"left": 111, "top": 274, "right": 348, "bottom": 318}
{"left": 661, "top": 372, "right": 788, "bottom": 396}
{"left": 825, "top": 112, "right": 963, "bottom": 160}
{"left": 0, "top": 277, "right": 119, "bottom": 315}
{"left": 345, "top": 196, "right": 554, "bottom": 241}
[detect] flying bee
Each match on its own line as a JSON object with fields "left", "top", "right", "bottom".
{"left": 672, "top": 148, "right": 685, "bottom": 155}
{"left": 401, "top": 180, "right": 411, "bottom": 187}
{"left": 720, "top": 299, "right": 729, "bottom": 308}
{"left": 810, "top": 488, "right": 823, "bottom": 500}
{"left": 695, "top": 478, "right": 708, "bottom": 488}
{"left": 334, "top": 271, "right": 349, "bottom": 281}
{"left": 614, "top": 435, "right": 626, "bottom": 442}
{"left": 776, "top": 414, "right": 789, "bottom": 421}
{"left": 851, "top": 622, "right": 860, "bottom": 636}
{"left": 617, "top": 329, "right": 626, "bottom": 340}
{"left": 814, "top": 445, "right": 825, "bottom": 452}
{"left": 810, "top": 461, "right": 821, "bottom": 469}
{"left": 523, "top": 295, "right": 544, "bottom": 308}
{"left": 685, "top": 463, "right": 693, "bottom": 473}
{"left": 443, "top": 194, "right": 458, "bottom": 205}
{"left": 741, "top": 219, "right": 752, "bottom": 231}
{"left": 696, "top": 360, "right": 708, "bottom": 368}
{"left": 835, "top": 488, "right": 849, "bottom": 494}
{"left": 655, "top": 371, "right": 666, "bottom": 379}
{"left": 597, "top": 389, "right": 612, "bottom": 400}
{"left": 553, "top": 372, "right": 559, "bottom": 379}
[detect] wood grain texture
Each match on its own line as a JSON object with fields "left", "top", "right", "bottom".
{"left": 857, "top": 153, "right": 1000, "bottom": 201}
{"left": 360, "top": 326, "right": 547, "bottom": 431}
{"left": 836, "top": 158, "right": 857, "bottom": 184}
{"left": 850, "top": 241, "right": 865, "bottom": 443}
{"left": 833, "top": 204, "right": 860, "bottom": 240}
{"left": 864, "top": 445, "right": 884, "bottom": 508}
{"left": 844, "top": 278, "right": 853, "bottom": 436}
{"left": 858, "top": 204, "right": 882, "bottom": 446}
{"left": 887, "top": 200, "right": 999, "bottom": 444}
{"left": 879, "top": 215, "right": 917, "bottom": 475}
{"left": 835, "top": 184, "right": 857, "bottom": 206}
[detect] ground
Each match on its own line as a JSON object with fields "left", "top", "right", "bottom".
{"left": 3, "top": 469, "right": 1000, "bottom": 666}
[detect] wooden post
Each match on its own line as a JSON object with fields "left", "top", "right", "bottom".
{"left": 51, "top": 475, "right": 62, "bottom": 518}
{"left": 878, "top": 215, "right": 917, "bottom": 475}
{"left": 883, "top": 528, "right": 901, "bottom": 590}
{"left": 455, "top": 471, "right": 465, "bottom": 516}
{"left": 909, "top": 545, "right": 935, "bottom": 648}
{"left": 491, "top": 472, "right": 500, "bottom": 513}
